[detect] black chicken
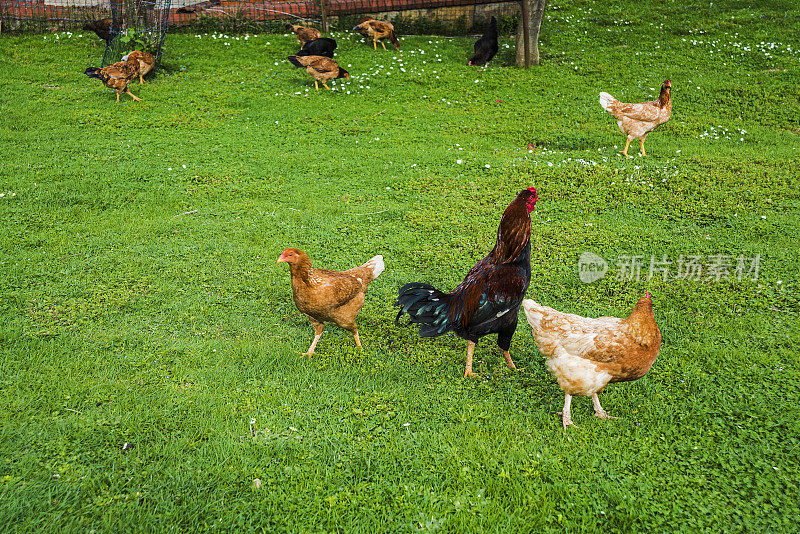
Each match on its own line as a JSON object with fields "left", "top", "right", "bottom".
{"left": 396, "top": 187, "right": 539, "bottom": 377}
{"left": 296, "top": 38, "right": 337, "bottom": 59}
{"left": 468, "top": 16, "right": 499, "bottom": 66}
{"left": 82, "top": 18, "right": 114, "bottom": 43}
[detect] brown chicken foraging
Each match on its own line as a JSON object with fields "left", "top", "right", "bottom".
{"left": 285, "top": 23, "right": 322, "bottom": 46}
{"left": 84, "top": 56, "right": 141, "bottom": 102}
{"left": 352, "top": 20, "right": 399, "bottom": 51}
{"left": 522, "top": 293, "right": 661, "bottom": 428}
{"left": 599, "top": 80, "right": 672, "bottom": 157}
{"left": 277, "top": 248, "right": 385, "bottom": 357}
{"left": 354, "top": 15, "right": 375, "bottom": 39}
{"left": 287, "top": 55, "right": 349, "bottom": 91}
{"left": 122, "top": 50, "right": 155, "bottom": 84}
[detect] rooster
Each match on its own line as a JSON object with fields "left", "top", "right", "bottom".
{"left": 277, "top": 249, "right": 384, "bottom": 357}
{"left": 522, "top": 293, "right": 661, "bottom": 428}
{"left": 599, "top": 80, "right": 672, "bottom": 157}
{"left": 468, "top": 16, "right": 499, "bottom": 66}
{"left": 352, "top": 20, "right": 399, "bottom": 51}
{"left": 84, "top": 56, "right": 141, "bottom": 102}
{"left": 396, "top": 187, "right": 538, "bottom": 377}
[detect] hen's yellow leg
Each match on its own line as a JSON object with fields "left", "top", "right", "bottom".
{"left": 125, "top": 88, "right": 142, "bottom": 101}
{"left": 464, "top": 341, "right": 478, "bottom": 378}
{"left": 381, "top": 41, "right": 387, "bottom": 51}
{"left": 314, "top": 80, "right": 319, "bottom": 91}
{"left": 352, "top": 330, "right": 362, "bottom": 348}
{"left": 139, "top": 74, "right": 145, "bottom": 85}
{"left": 322, "top": 81, "right": 331, "bottom": 90}
{"left": 502, "top": 350, "right": 517, "bottom": 370}
{"left": 639, "top": 139, "right": 648, "bottom": 157}
{"left": 115, "top": 90, "right": 121, "bottom": 102}
{"left": 373, "top": 39, "right": 377, "bottom": 50}
{"left": 303, "top": 323, "right": 325, "bottom": 357}
{"left": 621, "top": 138, "right": 632, "bottom": 158}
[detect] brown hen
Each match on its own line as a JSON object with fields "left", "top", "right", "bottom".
{"left": 287, "top": 55, "right": 349, "bottom": 91}
{"left": 599, "top": 80, "right": 672, "bottom": 157}
{"left": 277, "top": 249, "right": 384, "bottom": 357}
{"left": 84, "top": 56, "right": 141, "bottom": 102}
{"left": 352, "top": 20, "right": 399, "bottom": 51}
{"left": 285, "top": 23, "right": 322, "bottom": 46}
{"left": 122, "top": 50, "right": 155, "bottom": 84}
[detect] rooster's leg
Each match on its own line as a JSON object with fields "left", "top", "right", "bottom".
{"left": 303, "top": 322, "right": 325, "bottom": 357}
{"left": 557, "top": 394, "right": 576, "bottom": 429}
{"left": 639, "top": 139, "right": 648, "bottom": 157}
{"left": 502, "top": 350, "right": 517, "bottom": 370}
{"left": 621, "top": 137, "right": 632, "bottom": 158}
{"left": 591, "top": 393, "right": 619, "bottom": 420}
{"left": 464, "top": 341, "right": 479, "bottom": 378}
{"left": 125, "top": 88, "right": 142, "bottom": 102}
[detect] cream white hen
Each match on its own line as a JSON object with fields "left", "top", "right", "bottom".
{"left": 522, "top": 293, "right": 661, "bottom": 428}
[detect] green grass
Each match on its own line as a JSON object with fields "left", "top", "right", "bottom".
{"left": 1, "top": 0, "right": 800, "bottom": 531}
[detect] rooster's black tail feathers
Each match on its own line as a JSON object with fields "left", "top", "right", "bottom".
{"left": 395, "top": 282, "right": 452, "bottom": 337}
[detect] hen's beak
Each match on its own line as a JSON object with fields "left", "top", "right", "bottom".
{"left": 277, "top": 252, "right": 287, "bottom": 263}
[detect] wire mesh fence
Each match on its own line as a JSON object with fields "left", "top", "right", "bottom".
{"left": 1, "top": 0, "right": 521, "bottom": 36}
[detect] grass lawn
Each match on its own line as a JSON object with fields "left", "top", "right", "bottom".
{"left": 1, "top": 0, "right": 799, "bottom": 531}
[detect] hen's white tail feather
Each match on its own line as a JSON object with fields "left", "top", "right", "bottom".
{"left": 365, "top": 255, "right": 385, "bottom": 278}
{"left": 598, "top": 92, "right": 616, "bottom": 111}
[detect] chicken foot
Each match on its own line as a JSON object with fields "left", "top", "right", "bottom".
{"left": 639, "top": 138, "right": 648, "bottom": 157}
{"left": 558, "top": 394, "right": 576, "bottom": 429}
{"left": 464, "top": 343, "right": 517, "bottom": 377}
{"left": 302, "top": 322, "right": 325, "bottom": 357}
{"left": 621, "top": 138, "right": 632, "bottom": 158}
{"left": 591, "top": 393, "right": 619, "bottom": 420}
{"left": 117, "top": 88, "right": 142, "bottom": 102}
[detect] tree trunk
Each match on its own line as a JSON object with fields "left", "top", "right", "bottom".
{"left": 516, "top": 0, "right": 548, "bottom": 67}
